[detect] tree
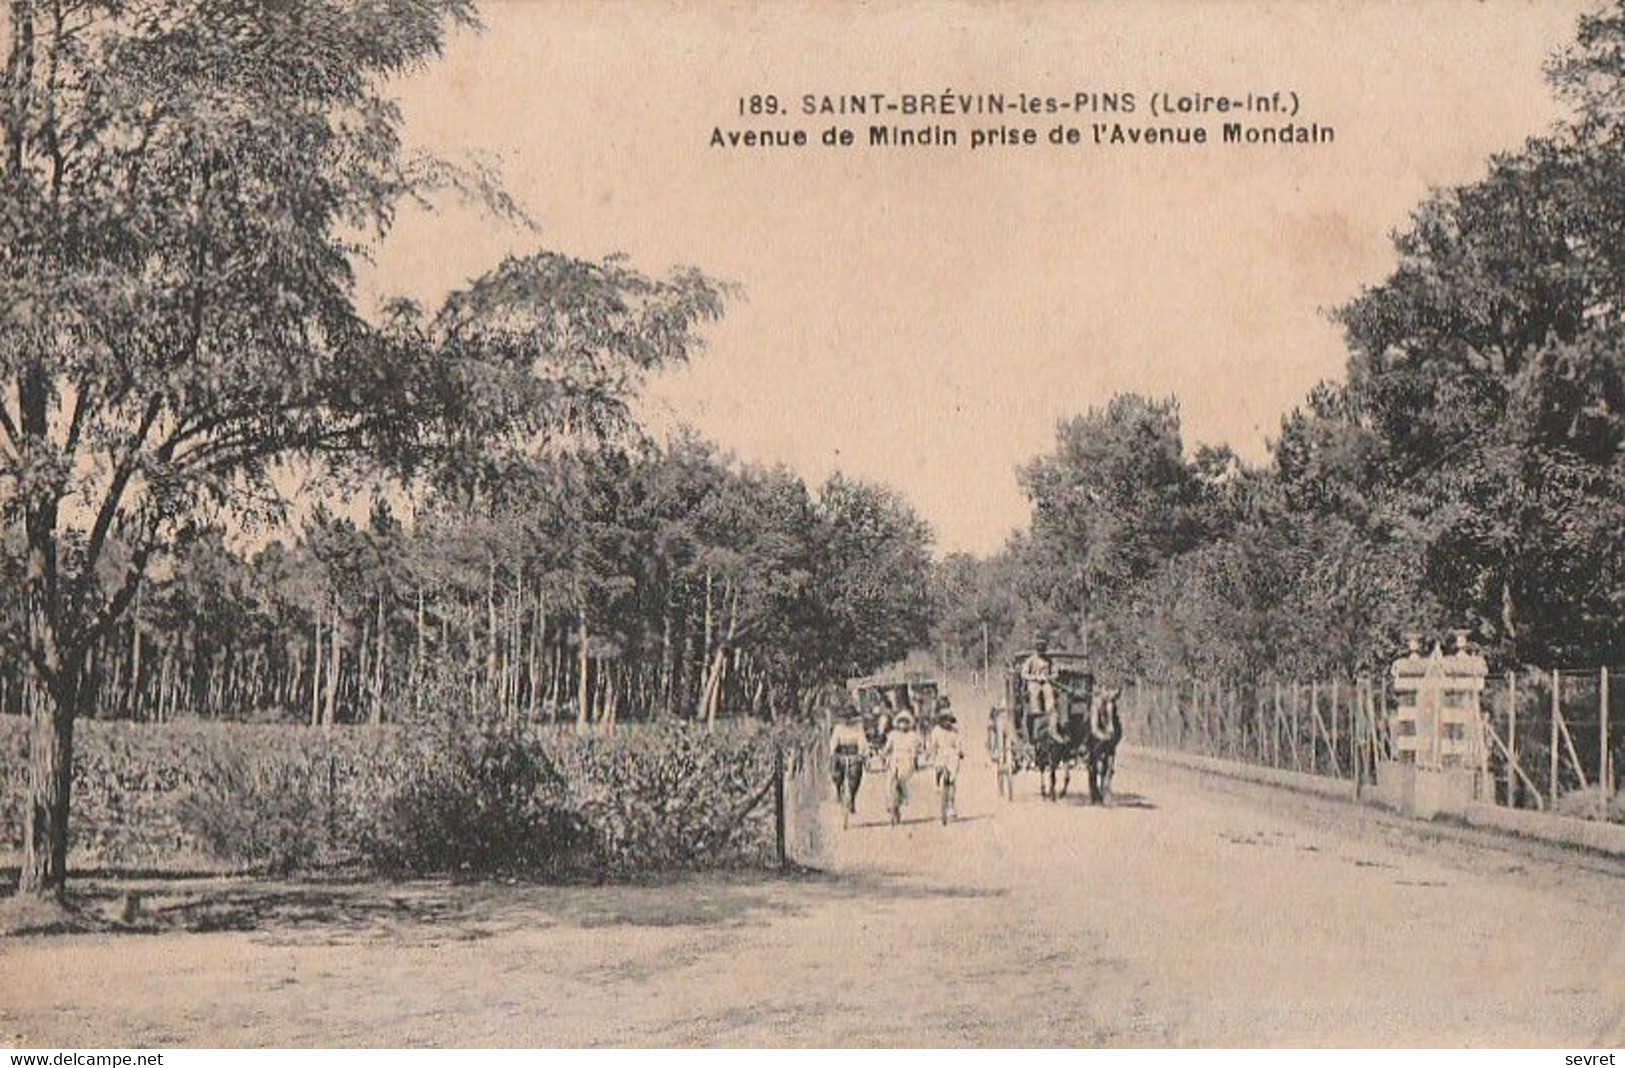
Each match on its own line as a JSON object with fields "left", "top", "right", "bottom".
{"left": 975, "top": 5, "right": 1625, "bottom": 685}
{"left": 0, "top": 0, "right": 476, "bottom": 901}
{"left": 814, "top": 474, "right": 935, "bottom": 679}
{"left": 1018, "top": 395, "right": 1209, "bottom": 648}
{"left": 1326, "top": 30, "right": 1625, "bottom": 665}
{"left": 928, "top": 550, "right": 1022, "bottom": 676}
{"left": 0, "top": 0, "right": 728, "bottom": 900}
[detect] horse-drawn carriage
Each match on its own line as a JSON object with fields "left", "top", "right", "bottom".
{"left": 990, "top": 645, "right": 1122, "bottom": 803}
{"left": 848, "top": 670, "right": 942, "bottom": 771}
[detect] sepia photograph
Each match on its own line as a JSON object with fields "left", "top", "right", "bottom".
{"left": 0, "top": 0, "right": 1623, "bottom": 1052}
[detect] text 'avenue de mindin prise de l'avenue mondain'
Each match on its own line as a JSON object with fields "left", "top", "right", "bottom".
{"left": 707, "top": 120, "right": 1336, "bottom": 150}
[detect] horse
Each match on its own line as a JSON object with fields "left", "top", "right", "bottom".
{"left": 1028, "top": 708, "right": 1092, "bottom": 802}
{"left": 1084, "top": 689, "right": 1123, "bottom": 805}
{"left": 1027, "top": 687, "right": 1123, "bottom": 804}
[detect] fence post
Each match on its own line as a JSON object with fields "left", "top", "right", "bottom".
{"left": 1255, "top": 688, "right": 1267, "bottom": 764}
{"left": 1309, "top": 681, "right": 1320, "bottom": 774}
{"left": 1506, "top": 671, "right": 1517, "bottom": 808}
{"left": 327, "top": 753, "right": 338, "bottom": 848}
{"left": 1602, "top": 666, "right": 1612, "bottom": 807}
{"left": 1203, "top": 680, "right": 1214, "bottom": 756}
{"left": 1550, "top": 669, "right": 1561, "bottom": 806}
{"left": 1271, "top": 682, "right": 1282, "bottom": 768}
{"left": 1353, "top": 677, "right": 1364, "bottom": 795}
{"left": 773, "top": 746, "right": 787, "bottom": 868}
{"left": 1371, "top": 677, "right": 1385, "bottom": 771}
{"left": 1364, "top": 677, "right": 1378, "bottom": 776}
{"left": 1291, "top": 682, "right": 1303, "bottom": 770}
{"left": 1331, "top": 678, "right": 1340, "bottom": 773}
{"left": 1193, "top": 680, "right": 1203, "bottom": 754}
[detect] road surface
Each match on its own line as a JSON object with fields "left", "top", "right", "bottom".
{"left": 3, "top": 716, "right": 1623, "bottom": 1046}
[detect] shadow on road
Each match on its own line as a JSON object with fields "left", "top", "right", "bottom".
{"left": 2, "top": 865, "right": 1004, "bottom": 946}
{"left": 843, "top": 814, "right": 991, "bottom": 831}
{"left": 1009, "top": 791, "right": 1158, "bottom": 811}
{"left": 1098, "top": 792, "right": 1157, "bottom": 810}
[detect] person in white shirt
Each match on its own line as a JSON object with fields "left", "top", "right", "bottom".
{"left": 930, "top": 706, "right": 966, "bottom": 822}
{"left": 883, "top": 712, "right": 922, "bottom": 824}
{"left": 1021, "top": 637, "right": 1061, "bottom": 741}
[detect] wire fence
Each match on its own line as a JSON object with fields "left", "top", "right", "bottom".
{"left": 1126, "top": 668, "right": 1623, "bottom": 822}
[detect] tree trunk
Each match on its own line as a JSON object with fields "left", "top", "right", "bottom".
{"left": 19, "top": 666, "right": 80, "bottom": 900}
{"left": 702, "top": 647, "right": 725, "bottom": 731}
{"left": 311, "top": 612, "right": 323, "bottom": 728}
{"left": 371, "top": 592, "right": 386, "bottom": 726}
{"left": 413, "top": 587, "right": 426, "bottom": 686}
{"left": 486, "top": 560, "right": 498, "bottom": 703}
{"left": 324, "top": 607, "right": 340, "bottom": 729}
{"left": 156, "top": 648, "right": 172, "bottom": 724}
{"left": 546, "top": 632, "right": 563, "bottom": 716}
{"left": 575, "top": 579, "right": 590, "bottom": 732}
{"left": 529, "top": 588, "right": 546, "bottom": 718}
{"left": 659, "top": 590, "right": 676, "bottom": 719}
{"left": 701, "top": 567, "right": 713, "bottom": 690}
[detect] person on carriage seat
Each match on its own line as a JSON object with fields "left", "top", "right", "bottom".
{"left": 1021, "top": 637, "right": 1062, "bottom": 741}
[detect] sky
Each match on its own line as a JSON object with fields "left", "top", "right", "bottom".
{"left": 364, "top": 0, "right": 1592, "bottom": 556}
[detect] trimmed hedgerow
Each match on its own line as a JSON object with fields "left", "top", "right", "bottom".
{"left": 0, "top": 713, "right": 813, "bottom": 877}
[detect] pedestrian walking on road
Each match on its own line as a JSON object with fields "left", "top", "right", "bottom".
{"left": 883, "top": 711, "right": 922, "bottom": 825}
{"left": 930, "top": 706, "right": 965, "bottom": 823}
{"left": 829, "top": 705, "right": 868, "bottom": 825}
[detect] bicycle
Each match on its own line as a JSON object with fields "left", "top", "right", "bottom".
{"left": 936, "top": 766, "right": 958, "bottom": 825}
{"left": 887, "top": 770, "right": 909, "bottom": 826}
{"left": 833, "top": 751, "right": 864, "bottom": 830}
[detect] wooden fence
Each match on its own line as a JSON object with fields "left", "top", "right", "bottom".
{"left": 1126, "top": 668, "right": 1622, "bottom": 820}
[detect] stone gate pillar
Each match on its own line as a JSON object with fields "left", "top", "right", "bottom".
{"left": 1379, "top": 630, "right": 1489, "bottom": 818}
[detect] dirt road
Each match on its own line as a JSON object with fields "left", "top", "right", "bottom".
{"left": 4, "top": 708, "right": 1624, "bottom": 1047}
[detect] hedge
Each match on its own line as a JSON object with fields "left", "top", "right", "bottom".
{"left": 0, "top": 715, "right": 813, "bottom": 876}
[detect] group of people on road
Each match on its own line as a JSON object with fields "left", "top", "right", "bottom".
{"left": 828, "top": 696, "right": 964, "bottom": 826}
{"left": 829, "top": 637, "right": 1126, "bottom": 824}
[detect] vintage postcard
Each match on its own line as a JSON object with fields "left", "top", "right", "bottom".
{"left": 0, "top": 0, "right": 1622, "bottom": 1053}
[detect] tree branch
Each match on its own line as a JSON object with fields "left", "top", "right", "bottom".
{"left": 61, "top": 376, "right": 92, "bottom": 457}
{"left": 72, "top": 539, "right": 154, "bottom": 657}
{"left": 82, "top": 394, "right": 163, "bottom": 574}
{"left": 0, "top": 385, "right": 19, "bottom": 452}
